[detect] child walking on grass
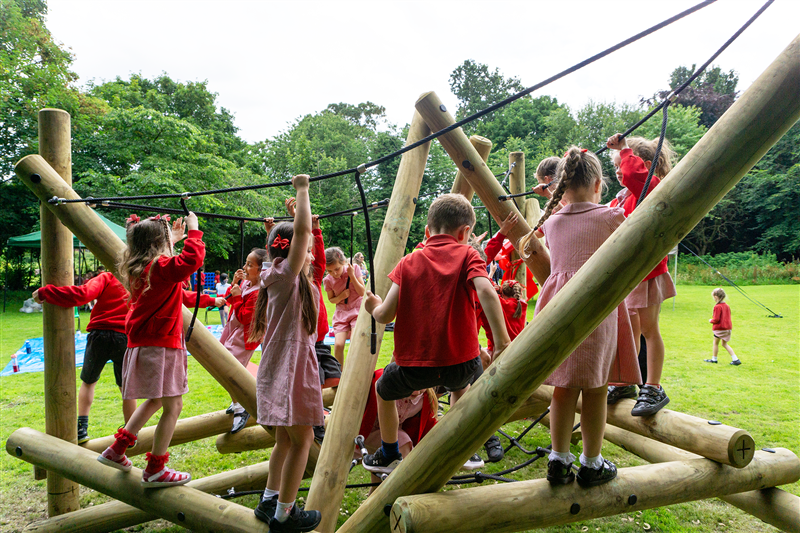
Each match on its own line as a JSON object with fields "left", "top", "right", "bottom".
{"left": 525, "top": 147, "right": 640, "bottom": 487}
{"left": 706, "top": 288, "right": 741, "bottom": 366}
{"left": 98, "top": 213, "right": 206, "bottom": 487}
{"left": 249, "top": 175, "right": 322, "bottom": 532}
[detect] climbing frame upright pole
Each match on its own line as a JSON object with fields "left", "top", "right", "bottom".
{"left": 335, "top": 34, "right": 800, "bottom": 533}
{"left": 304, "top": 108, "right": 432, "bottom": 533}
{"left": 38, "top": 108, "right": 80, "bottom": 516}
{"left": 508, "top": 151, "right": 527, "bottom": 286}
{"left": 416, "top": 93, "right": 551, "bottom": 285}
{"left": 451, "top": 135, "right": 491, "bottom": 201}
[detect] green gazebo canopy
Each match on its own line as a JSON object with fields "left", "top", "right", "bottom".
{"left": 6, "top": 212, "right": 127, "bottom": 249}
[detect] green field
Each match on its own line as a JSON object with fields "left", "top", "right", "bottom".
{"left": 0, "top": 285, "right": 797, "bottom": 532}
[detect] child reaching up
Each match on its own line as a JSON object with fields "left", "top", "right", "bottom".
{"left": 526, "top": 147, "right": 640, "bottom": 487}
{"left": 324, "top": 246, "right": 365, "bottom": 366}
{"left": 219, "top": 247, "right": 270, "bottom": 433}
{"left": 98, "top": 213, "right": 205, "bottom": 487}
{"left": 362, "top": 193, "right": 511, "bottom": 474}
{"left": 706, "top": 288, "right": 741, "bottom": 365}
{"left": 606, "top": 134, "right": 677, "bottom": 416}
{"left": 249, "top": 175, "right": 322, "bottom": 532}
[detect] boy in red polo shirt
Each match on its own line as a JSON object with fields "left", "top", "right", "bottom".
{"left": 362, "top": 193, "right": 511, "bottom": 473}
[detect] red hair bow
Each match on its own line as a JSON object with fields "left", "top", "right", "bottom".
{"left": 150, "top": 214, "right": 171, "bottom": 223}
{"left": 563, "top": 148, "right": 588, "bottom": 157}
{"left": 126, "top": 214, "right": 140, "bottom": 225}
{"left": 272, "top": 236, "right": 291, "bottom": 249}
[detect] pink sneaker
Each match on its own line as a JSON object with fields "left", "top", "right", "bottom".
{"left": 97, "top": 447, "right": 132, "bottom": 472}
{"left": 142, "top": 467, "right": 191, "bottom": 488}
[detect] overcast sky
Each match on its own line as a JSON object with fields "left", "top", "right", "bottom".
{"left": 46, "top": 0, "right": 799, "bottom": 143}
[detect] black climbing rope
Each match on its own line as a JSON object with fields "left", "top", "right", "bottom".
{"left": 353, "top": 167, "right": 378, "bottom": 354}
{"left": 179, "top": 197, "right": 202, "bottom": 344}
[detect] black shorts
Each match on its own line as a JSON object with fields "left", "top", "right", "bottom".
{"left": 315, "top": 341, "right": 342, "bottom": 385}
{"left": 376, "top": 357, "right": 482, "bottom": 401}
{"left": 80, "top": 330, "right": 127, "bottom": 387}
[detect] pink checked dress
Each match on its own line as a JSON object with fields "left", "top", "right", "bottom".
{"left": 323, "top": 264, "right": 363, "bottom": 333}
{"left": 535, "top": 202, "right": 641, "bottom": 389}
{"left": 219, "top": 280, "right": 260, "bottom": 367}
{"left": 256, "top": 258, "right": 323, "bottom": 427}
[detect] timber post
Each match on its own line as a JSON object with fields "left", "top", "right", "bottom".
{"left": 451, "top": 135, "right": 492, "bottom": 201}
{"left": 38, "top": 108, "right": 80, "bottom": 515}
{"left": 508, "top": 151, "right": 527, "bottom": 285}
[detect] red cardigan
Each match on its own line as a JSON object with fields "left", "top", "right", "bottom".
{"left": 710, "top": 302, "right": 733, "bottom": 331}
{"left": 226, "top": 286, "right": 260, "bottom": 350}
{"left": 312, "top": 228, "right": 329, "bottom": 343}
{"left": 125, "top": 230, "right": 206, "bottom": 349}
{"left": 38, "top": 272, "right": 128, "bottom": 333}
{"left": 619, "top": 148, "right": 668, "bottom": 281}
{"left": 500, "top": 296, "right": 527, "bottom": 341}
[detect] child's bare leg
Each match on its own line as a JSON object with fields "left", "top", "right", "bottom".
{"left": 639, "top": 303, "right": 665, "bottom": 384}
{"left": 278, "top": 425, "right": 314, "bottom": 503}
{"left": 334, "top": 332, "right": 348, "bottom": 366}
{"left": 580, "top": 386, "right": 607, "bottom": 458}
{"left": 124, "top": 398, "right": 163, "bottom": 435}
{"left": 479, "top": 348, "right": 491, "bottom": 371}
{"left": 78, "top": 381, "right": 96, "bottom": 417}
{"left": 450, "top": 384, "right": 470, "bottom": 405}
{"left": 712, "top": 337, "right": 720, "bottom": 360}
{"left": 629, "top": 311, "right": 642, "bottom": 355}
{"left": 152, "top": 395, "right": 183, "bottom": 456}
{"left": 266, "top": 426, "right": 290, "bottom": 491}
{"left": 376, "top": 385, "right": 399, "bottom": 444}
{"left": 550, "top": 387, "right": 580, "bottom": 453}
{"left": 722, "top": 340, "right": 738, "bottom": 359}
{"left": 121, "top": 395, "right": 137, "bottom": 423}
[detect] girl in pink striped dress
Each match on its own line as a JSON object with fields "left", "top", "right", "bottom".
{"left": 530, "top": 147, "right": 640, "bottom": 488}
{"left": 323, "top": 247, "right": 365, "bottom": 366}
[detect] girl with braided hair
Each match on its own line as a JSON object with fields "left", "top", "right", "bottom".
{"left": 524, "top": 147, "right": 640, "bottom": 488}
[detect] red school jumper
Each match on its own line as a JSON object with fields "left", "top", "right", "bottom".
{"left": 618, "top": 148, "right": 669, "bottom": 281}
{"left": 710, "top": 302, "right": 733, "bottom": 331}
{"left": 312, "top": 228, "right": 329, "bottom": 342}
{"left": 38, "top": 271, "right": 128, "bottom": 333}
{"left": 389, "top": 234, "right": 488, "bottom": 367}
{"left": 224, "top": 284, "right": 260, "bottom": 351}
{"left": 126, "top": 230, "right": 206, "bottom": 349}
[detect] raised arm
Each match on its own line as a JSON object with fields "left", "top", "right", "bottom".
{"left": 287, "top": 175, "right": 311, "bottom": 276}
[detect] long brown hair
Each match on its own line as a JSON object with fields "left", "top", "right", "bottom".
{"left": 116, "top": 217, "right": 172, "bottom": 297}
{"left": 248, "top": 222, "right": 318, "bottom": 343}
{"left": 501, "top": 281, "right": 524, "bottom": 318}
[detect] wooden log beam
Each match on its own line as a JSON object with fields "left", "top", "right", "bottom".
{"left": 390, "top": 448, "right": 800, "bottom": 533}
{"left": 14, "top": 155, "right": 319, "bottom": 475}
{"left": 8, "top": 428, "right": 270, "bottom": 533}
{"left": 416, "top": 93, "right": 551, "bottom": 284}
{"left": 603, "top": 424, "right": 800, "bottom": 533}
{"left": 38, "top": 108, "right": 80, "bottom": 515}
{"left": 530, "top": 385, "right": 754, "bottom": 467}
{"left": 304, "top": 109, "right": 432, "bottom": 533}
{"left": 83, "top": 409, "right": 256, "bottom": 457}
{"left": 24, "top": 462, "right": 270, "bottom": 533}
{"left": 336, "top": 35, "right": 800, "bottom": 533}
{"left": 508, "top": 151, "right": 527, "bottom": 285}
{"left": 450, "top": 135, "right": 491, "bottom": 201}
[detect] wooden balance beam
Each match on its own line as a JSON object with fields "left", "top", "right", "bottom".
{"left": 335, "top": 34, "right": 800, "bottom": 533}
{"left": 8, "top": 427, "right": 275, "bottom": 533}
{"left": 389, "top": 448, "right": 800, "bottom": 533}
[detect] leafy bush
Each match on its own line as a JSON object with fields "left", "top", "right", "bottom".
{"left": 676, "top": 251, "right": 799, "bottom": 285}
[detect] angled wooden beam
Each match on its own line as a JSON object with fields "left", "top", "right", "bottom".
{"left": 304, "top": 109, "right": 432, "bottom": 532}
{"left": 38, "top": 108, "right": 80, "bottom": 515}
{"left": 451, "top": 135, "right": 491, "bottom": 201}
{"left": 24, "top": 461, "right": 270, "bottom": 533}
{"left": 8, "top": 428, "right": 269, "bottom": 533}
{"left": 508, "top": 151, "right": 527, "bottom": 285}
{"left": 336, "top": 34, "right": 800, "bottom": 533}
{"left": 390, "top": 449, "right": 800, "bottom": 533}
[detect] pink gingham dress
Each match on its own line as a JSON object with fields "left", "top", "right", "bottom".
{"left": 323, "top": 264, "right": 363, "bottom": 333}
{"left": 219, "top": 280, "right": 261, "bottom": 367}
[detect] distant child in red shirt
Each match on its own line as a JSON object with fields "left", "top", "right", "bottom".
{"left": 606, "top": 133, "right": 677, "bottom": 418}
{"left": 33, "top": 271, "right": 137, "bottom": 444}
{"left": 705, "top": 288, "right": 741, "bottom": 366}
{"left": 97, "top": 213, "right": 206, "bottom": 488}
{"left": 324, "top": 246, "right": 365, "bottom": 366}
{"left": 362, "top": 193, "right": 511, "bottom": 474}
{"left": 499, "top": 280, "right": 527, "bottom": 340}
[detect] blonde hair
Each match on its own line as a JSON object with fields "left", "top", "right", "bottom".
{"left": 712, "top": 288, "right": 726, "bottom": 303}
{"left": 117, "top": 217, "right": 172, "bottom": 296}
{"left": 626, "top": 136, "right": 676, "bottom": 178}
{"left": 325, "top": 247, "right": 347, "bottom": 266}
{"left": 535, "top": 156, "right": 560, "bottom": 182}
{"left": 428, "top": 193, "right": 476, "bottom": 234}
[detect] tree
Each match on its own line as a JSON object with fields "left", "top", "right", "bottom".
{"left": 656, "top": 64, "right": 739, "bottom": 129}
{"left": 449, "top": 60, "right": 525, "bottom": 134}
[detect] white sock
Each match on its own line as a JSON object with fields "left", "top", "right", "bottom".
{"left": 580, "top": 453, "right": 604, "bottom": 470}
{"left": 548, "top": 450, "right": 575, "bottom": 465}
{"left": 275, "top": 500, "right": 294, "bottom": 522}
{"left": 262, "top": 487, "right": 279, "bottom": 500}
{"left": 232, "top": 403, "right": 244, "bottom": 415}
{"left": 731, "top": 355, "right": 739, "bottom": 362}
{"left": 711, "top": 356, "right": 718, "bottom": 361}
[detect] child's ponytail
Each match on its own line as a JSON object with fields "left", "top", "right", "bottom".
{"left": 501, "top": 281, "right": 523, "bottom": 318}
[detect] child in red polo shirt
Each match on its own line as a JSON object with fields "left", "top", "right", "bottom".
{"left": 98, "top": 213, "right": 205, "bottom": 488}
{"left": 362, "top": 193, "right": 511, "bottom": 474}
{"left": 706, "top": 288, "right": 741, "bottom": 365}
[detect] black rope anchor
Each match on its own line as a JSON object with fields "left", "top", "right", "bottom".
{"left": 180, "top": 196, "right": 202, "bottom": 344}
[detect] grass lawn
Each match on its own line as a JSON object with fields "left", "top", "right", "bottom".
{"left": 0, "top": 285, "right": 797, "bottom": 532}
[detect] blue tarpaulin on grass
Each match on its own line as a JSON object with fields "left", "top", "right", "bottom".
{"left": 2, "top": 325, "right": 342, "bottom": 376}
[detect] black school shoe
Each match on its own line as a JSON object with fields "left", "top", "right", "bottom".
{"left": 362, "top": 447, "right": 402, "bottom": 474}
{"left": 231, "top": 411, "right": 250, "bottom": 434}
{"left": 704, "top": 359, "right": 718, "bottom": 363}
{"left": 484, "top": 435, "right": 504, "bottom": 463}
{"left": 253, "top": 494, "right": 278, "bottom": 524}
{"left": 607, "top": 385, "right": 637, "bottom": 405}
{"left": 546, "top": 459, "right": 575, "bottom": 485}
{"left": 226, "top": 401, "right": 235, "bottom": 415}
{"left": 313, "top": 425, "right": 325, "bottom": 444}
{"left": 77, "top": 418, "right": 90, "bottom": 444}
{"left": 631, "top": 384, "right": 669, "bottom": 417}
{"left": 269, "top": 504, "right": 321, "bottom": 532}
{"left": 576, "top": 459, "right": 617, "bottom": 487}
